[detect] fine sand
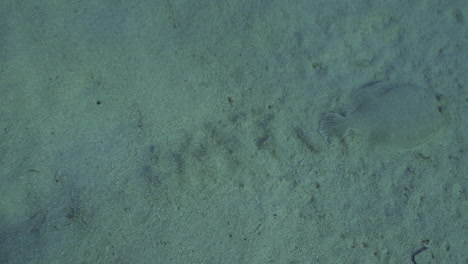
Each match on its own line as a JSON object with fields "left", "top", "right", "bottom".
{"left": 0, "top": 1, "right": 466, "bottom": 263}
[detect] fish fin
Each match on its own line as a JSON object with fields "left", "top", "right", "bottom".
{"left": 319, "top": 113, "right": 351, "bottom": 141}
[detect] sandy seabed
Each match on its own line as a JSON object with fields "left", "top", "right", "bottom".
{"left": 0, "top": 1, "right": 466, "bottom": 263}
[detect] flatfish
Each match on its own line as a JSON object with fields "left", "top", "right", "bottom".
{"left": 319, "top": 81, "right": 446, "bottom": 149}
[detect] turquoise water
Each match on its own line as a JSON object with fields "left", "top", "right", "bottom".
{"left": 0, "top": 1, "right": 466, "bottom": 263}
